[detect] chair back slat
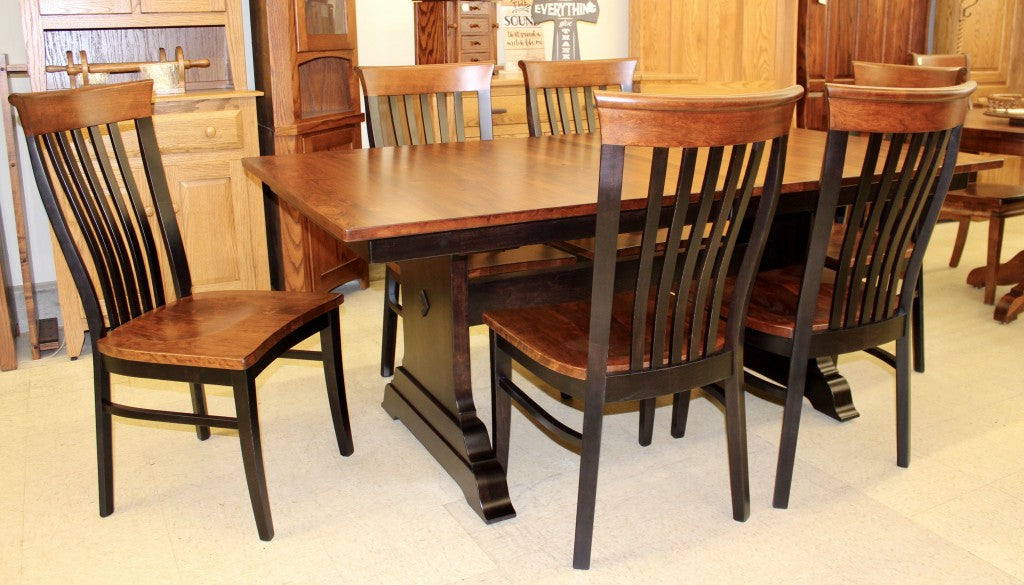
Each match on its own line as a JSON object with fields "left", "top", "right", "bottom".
{"left": 357, "top": 63, "right": 495, "bottom": 148}
{"left": 10, "top": 80, "right": 191, "bottom": 341}
{"left": 592, "top": 86, "right": 802, "bottom": 381}
{"left": 809, "top": 82, "right": 974, "bottom": 337}
{"left": 520, "top": 59, "right": 638, "bottom": 137}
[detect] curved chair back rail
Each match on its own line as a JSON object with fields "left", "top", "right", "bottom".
{"left": 518, "top": 58, "right": 637, "bottom": 136}
{"left": 483, "top": 85, "right": 803, "bottom": 568}
{"left": 852, "top": 60, "right": 967, "bottom": 88}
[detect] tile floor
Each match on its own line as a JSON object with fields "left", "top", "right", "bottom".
{"left": 2, "top": 222, "right": 1023, "bottom": 584}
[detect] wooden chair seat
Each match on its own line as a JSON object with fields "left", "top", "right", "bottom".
{"left": 739, "top": 266, "right": 905, "bottom": 338}
{"left": 943, "top": 182, "right": 1024, "bottom": 215}
{"left": 484, "top": 290, "right": 726, "bottom": 379}
{"left": 98, "top": 290, "right": 343, "bottom": 370}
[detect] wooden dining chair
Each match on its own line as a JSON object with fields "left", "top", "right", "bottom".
{"left": 833, "top": 61, "right": 968, "bottom": 374}
{"left": 9, "top": 80, "right": 354, "bottom": 541}
{"left": 356, "top": 62, "right": 577, "bottom": 378}
{"left": 908, "top": 55, "right": 1024, "bottom": 304}
{"left": 721, "top": 81, "right": 975, "bottom": 510}
{"left": 484, "top": 86, "right": 803, "bottom": 569}
{"left": 518, "top": 58, "right": 637, "bottom": 137}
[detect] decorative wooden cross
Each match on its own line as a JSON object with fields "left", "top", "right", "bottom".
{"left": 531, "top": 0, "right": 600, "bottom": 61}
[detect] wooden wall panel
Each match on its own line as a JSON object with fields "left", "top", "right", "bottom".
{"left": 934, "top": 0, "right": 1023, "bottom": 95}
{"left": 630, "top": 0, "right": 795, "bottom": 94}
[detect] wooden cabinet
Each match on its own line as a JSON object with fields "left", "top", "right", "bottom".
{"left": 250, "top": 0, "right": 368, "bottom": 293}
{"left": 20, "top": 0, "right": 270, "bottom": 358}
{"left": 414, "top": 0, "right": 498, "bottom": 65}
{"left": 795, "top": 0, "right": 930, "bottom": 130}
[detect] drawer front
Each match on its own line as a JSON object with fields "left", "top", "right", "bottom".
{"left": 39, "top": 0, "right": 131, "bottom": 14}
{"left": 459, "top": 51, "right": 492, "bottom": 63}
{"left": 460, "top": 17, "right": 491, "bottom": 36}
{"left": 300, "top": 125, "right": 358, "bottom": 153}
{"left": 459, "top": 1, "right": 492, "bottom": 17}
{"left": 139, "top": 0, "right": 226, "bottom": 12}
{"left": 153, "top": 109, "right": 244, "bottom": 154}
{"left": 460, "top": 34, "right": 491, "bottom": 53}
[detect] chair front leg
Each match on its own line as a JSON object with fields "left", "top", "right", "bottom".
{"left": 189, "top": 383, "right": 211, "bottom": 440}
{"left": 380, "top": 267, "right": 401, "bottom": 377}
{"left": 231, "top": 371, "right": 274, "bottom": 541}
{"left": 94, "top": 355, "right": 114, "bottom": 517}
{"left": 321, "top": 310, "right": 354, "bottom": 457}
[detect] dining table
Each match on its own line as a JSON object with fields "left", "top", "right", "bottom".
{"left": 959, "top": 108, "right": 1024, "bottom": 323}
{"left": 243, "top": 129, "right": 1001, "bottom": 524}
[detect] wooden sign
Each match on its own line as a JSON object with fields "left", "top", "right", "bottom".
{"left": 530, "top": 0, "right": 599, "bottom": 61}
{"left": 501, "top": 0, "right": 545, "bottom": 71}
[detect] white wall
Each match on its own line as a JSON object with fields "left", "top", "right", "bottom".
{"left": 0, "top": 0, "right": 629, "bottom": 287}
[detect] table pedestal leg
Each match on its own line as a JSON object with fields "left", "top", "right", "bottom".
{"left": 745, "top": 345, "right": 860, "bottom": 422}
{"left": 994, "top": 280, "right": 1024, "bottom": 323}
{"left": 380, "top": 255, "right": 516, "bottom": 523}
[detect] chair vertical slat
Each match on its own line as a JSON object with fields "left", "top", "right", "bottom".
{"left": 568, "top": 88, "right": 585, "bottom": 134}
{"left": 860, "top": 134, "right": 920, "bottom": 322}
{"left": 44, "top": 133, "right": 124, "bottom": 327}
{"left": 477, "top": 89, "right": 493, "bottom": 141}
{"left": 634, "top": 147, "right": 669, "bottom": 370}
{"left": 543, "top": 88, "right": 560, "bottom": 135}
{"left": 583, "top": 86, "right": 596, "bottom": 133}
{"left": 655, "top": 149, "right": 697, "bottom": 367}
{"left": 525, "top": 87, "right": 542, "bottom": 136}
{"left": 453, "top": 92, "right": 466, "bottom": 142}
{"left": 843, "top": 134, "right": 905, "bottom": 326}
{"left": 707, "top": 141, "right": 766, "bottom": 349}
{"left": 675, "top": 147, "right": 724, "bottom": 362}
{"left": 136, "top": 117, "right": 191, "bottom": 299}
{"left": 436, "top": 92, "right": 451, "bottom": 143}
{"left": 365, "top": 98, "right": 387, "bottom": 147}
{"left": 402, "top": 95, "right": 421, "bottom": 145}
{"left": 830, "top": 134, "right": 884, "bottom": 328}
{"left": 387, "top": 96, "right": 408, "bottom": 146}
{"left": 554, "top": 88, "right": 572, "bottom": 134}
{"left": 106, "top": 123, "right": 165, "bottom": 308}
{"left": 74, "top": 126, "right": 144, "bottom": 319}
{"left": 690, "top": 146, "right": 746, "bottom": 358}
{"left": 419, "top": 94, "right": 435, "bottom": 144}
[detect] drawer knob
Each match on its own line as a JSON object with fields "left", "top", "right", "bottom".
{"left": 205, "top": 126, "right": 217, "bottom": 138}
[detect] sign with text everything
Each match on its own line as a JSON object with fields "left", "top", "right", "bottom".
{"left": 530, "top": 0, "right": 599, "bottom": 61}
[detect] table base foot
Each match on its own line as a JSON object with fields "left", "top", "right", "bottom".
{"left": 383, "top": 369, "right": 516, "bottom": 524}
{"left": 994, "top": 282, "right": 1024, "bottom": 323}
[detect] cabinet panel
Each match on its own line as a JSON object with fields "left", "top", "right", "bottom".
{"left": 295, "top": 0, "right": 357, "bottom": 52}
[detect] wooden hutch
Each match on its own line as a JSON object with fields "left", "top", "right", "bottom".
{"left": 249, "top": 0, "right": 368, "bottom": 292}
{"left": 413, "top": 0, "right": 498, "bottom": 65}
{"left": 19, "top": 0, "right": 271, "bottom": 358}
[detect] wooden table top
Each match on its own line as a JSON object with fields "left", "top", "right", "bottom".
{"left": 243, "top": 128, "right": 1002, "bottom": 245}
{"left": 961, "top": 109, "right": 1024, "bottom": 156}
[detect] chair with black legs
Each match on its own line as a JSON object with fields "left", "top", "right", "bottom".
{"left": 10, "top": 80, "right": 354, "bottom": 540}
{"left": 356, "top": 62, "right": 578, "bottom": 378}
{"left": 518, "top": 58, "right": 637, "bottom": 138}
{"left": 715, "top": 80, "right": 976, "bottom": 510}
{"left": 484, "top": 86, "right": 803, "bottom": 568}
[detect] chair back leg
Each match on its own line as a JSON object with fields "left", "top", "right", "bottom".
{"left": 189, "top": 383, "right": 211, "bottom": 440}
